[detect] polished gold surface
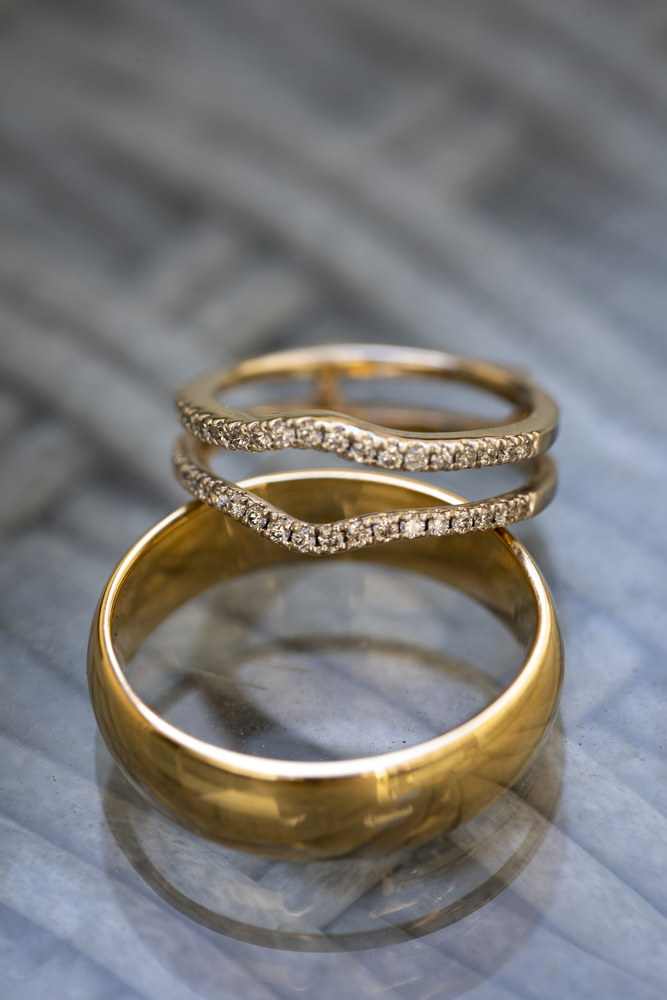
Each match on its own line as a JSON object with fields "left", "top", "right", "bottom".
{"left": 88, "top": 470, "right": 563, "bottom": 861}
{"left": 176, "top": 344, "right": 560, "bottom": 471}
{"left": 103, "top": 727, "right": 563, "bottom": 950}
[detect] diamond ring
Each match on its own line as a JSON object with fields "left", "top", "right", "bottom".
{"left": 173, "top": 434, "right": 557, "bottom": 554}
{"left": 175, "top": 343, "right": 559, "bottom": 473}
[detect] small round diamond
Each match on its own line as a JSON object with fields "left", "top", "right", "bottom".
{"left": 345, "top": 519, "right": 374, "bottom": 548}
{"left": 295, "top": 421, "right": 324, "bottom": 448}
{"left": 513, "top": 435, "right": 531, "bottom": 461}
{"left": 229, "top": 495, "right": 247, "bottom": 519}
{"left": 205, "top": 418, "right": 226, "bottom": 446}
{"left": 322, "top": 424, "right": 352, "bottom": 454}
{"left": 349, "top": 432, "right": 378, "bottom": 464}
{"left": 250, "top": 424, "right": 272, "bottom": 451}
{"left": 498, "top": 437, "right": 519, "bottom": 464}
{"left": 401, "top": 443, "right": 430, "bottom": 471}
{"left": 451, "top": 510, "right": 474, "bottom": 534}
{"left": 473, "top": 507, "right": 493, "bottom": 531}
{"left": 268, "top": 419, "right": 297, "bottom": 449}
{"left": 516, "top": 495, "right": 531, "bottom": 518}
{"left": 182, "top": 473, "right": 195, "bottom": 494}
{"left": 225, "top": 423, "right": 245, "bottom": 450}
{"left": 373, "top": 518, "right": 400, "bottom": 542}
{"left": 316, "top": 525, "right": 346, "bottom": 552}
{"left": 376, "top": 440, "right": 402, "bottom": 469}
{"left": 242, "top": 423, "right": 265, "bottom": 450}
{"left": 231, "top": 423, "right": 253, "bottom": 450}
{"left": 504, "top": 497, "right": 523, "bottom": 523}
{"left": 428, "top": 511, "right": 451, "bottom": 535}
{"left": 493, "top": 505, "right": 510, "bottom": 526}
{"left": 267, "top": 515, "right": 292, "bottom": 543}
{"left": 290, "top": 524, "right": 316, "bottom": 551}
{"left": 208, "top": 483, "right": 230, "bottom": 509}
{"left": 400, "top": 514, "right": 426, "bottom": 538}
{"left": 475, "top": 440, "right": 495, "bottom": 467}
{"left": 245, "top": 503, "right": 269, "bottom": 529}
{"left": 430, "top": 443, "right": 455, "bottom": 470}
{"left": 190, "top": 477, "right": 206, "bottom": 500}
{"left": 454, "top": 442, "right": 477, "bottom": 469}
{"left": 201, "top": 416, "right": 218, "bottom": 443}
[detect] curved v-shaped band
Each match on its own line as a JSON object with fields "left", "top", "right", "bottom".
{"left": 173, "top": 435, "right": 557, "bottom": 555}
{"left": 176, "top": 344, "right": 559, "bottom": 473}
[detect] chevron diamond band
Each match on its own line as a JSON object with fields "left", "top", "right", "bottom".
{"left": 173, "top": 436, "right": 556, "bottom": 555}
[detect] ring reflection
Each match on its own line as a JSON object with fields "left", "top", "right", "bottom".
{"left": 101, "top": 560, "right": 562, "bottom": 951}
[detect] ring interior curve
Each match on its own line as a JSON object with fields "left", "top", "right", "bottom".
{"left": 89, "top": 470, "right": 563, "bottom": 860}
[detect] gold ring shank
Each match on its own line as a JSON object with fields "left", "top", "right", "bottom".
{"left": 172, "top": 434, "right": 558, "bottom": 554}
{"left": 176, "top": 344, "right": 559, "bottom": 473}
{"left": 88, "top": 470, "right": 563, "bottom": 860}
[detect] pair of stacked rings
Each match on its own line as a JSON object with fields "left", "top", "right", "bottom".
{"left": 173, "top": 344, "right": 559, "bottom": 553}
{"left": 89, "top": 344, "right": 563, "bottom": 860}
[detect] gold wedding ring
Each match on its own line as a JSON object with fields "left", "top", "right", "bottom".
{"left": 88, "top": 470, "right": 563, "bottom": 861}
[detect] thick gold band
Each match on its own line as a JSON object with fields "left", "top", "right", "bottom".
{"left": 88, "top": 470, "right": 563, "bottom": 860}
{"left": 176, "top": 344, "right": 559, "bottom": 472}
{"left": 173, "top": 433, "right": 557, "bottom": 554}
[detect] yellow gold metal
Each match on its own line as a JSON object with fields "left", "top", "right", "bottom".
{"left": 175, "top": 344, "right": 559, "bottom": 472}
{"left": 88, "top": 470, "right": 563, "bottom": 861}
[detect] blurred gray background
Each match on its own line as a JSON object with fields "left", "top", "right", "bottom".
{"left": 1, "top": 1, "right": 666, "bottom": 999}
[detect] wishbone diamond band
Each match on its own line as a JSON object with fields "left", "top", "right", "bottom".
{"left": 173, "top": 435, "right": 557, "bottom": 555}
{"left": 176, "top": 344, "right": 559, "bottom": 472}
{"left": 174, "top": 344, "right": 559, "bottom": 546}
{"left": 178, "top": 411, "right": 540, "bottom": 472}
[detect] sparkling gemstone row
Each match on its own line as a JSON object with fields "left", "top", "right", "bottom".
{"left": 176, "top": 402, "right": 538, "bottom": 472}
{"left": 173, "top": 444, "right": 533, "bottom": 556}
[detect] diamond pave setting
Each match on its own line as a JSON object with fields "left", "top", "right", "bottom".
{"left": 172, "top": 441, "right": 533, "bottom": 557}
{"left": 177, "top": 402, "right": 539, "bottom": 473}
